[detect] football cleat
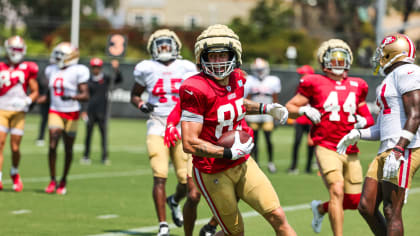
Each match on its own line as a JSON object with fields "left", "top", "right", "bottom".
{"left": 311, "top": 200, "right": 325, "bottom": 233}
{"left": 56, "top": 181, "right": 67, "bottom": 195}
{"left": 11, "top": 173, "right": 23, "bottom": 192}
{"left": 80, "top": 157, "right": 91, "bottom": 165}
{"left": 268, "top": 162, "right": 277, "bottom": 173}
{"left": 157, "top": 222, "right": 169, "bottom": 236}
{"left": 199, "top": 223, "right": 217, "bottom": 236}
{"left": 166, "top": 195, "right": 183, "bottom": 227}
{"left": 45, "top": 180, "right": 57, "bottom": 194}
{"left": 0, "top": 181, "right": 3, "bottom": 190}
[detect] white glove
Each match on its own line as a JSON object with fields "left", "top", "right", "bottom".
{"left": 230, "top": 131, "right": 254, "bottom": 160}
{"left": 266, "top": 103, "right": 289, "bottom": 125}
{"left": 336, "top": 129, "right": 361, "bottom": 155}
{"left": 12, "top": 97, "right": 32, "bottom": 111}
{"left": 383, "top": 151, "right": 405, "bottom": 179}
{"left": 354, "top": 115, "right": 367, "bottom": 129}
{"left": 298, "top": 105, "right": 321, "bottom": 124}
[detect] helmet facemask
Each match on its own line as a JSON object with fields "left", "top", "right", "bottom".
{"left": 152, "top": 36, "right": 179, "bottom": 62}
{"left": 323, "top": 48, "right": 351, "bottom": 76}
{"left": 201, "top": 47, "right": 236, "bottom": 80}
{"left": 5, "top": 36, "right": 26, "bottom": 64}
{"left": 51, "top": 42, "right": 79, "bottom": 69}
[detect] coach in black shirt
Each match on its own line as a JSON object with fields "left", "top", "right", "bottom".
{"left": 81, "top": 58, "right": 123, "bottom": 165}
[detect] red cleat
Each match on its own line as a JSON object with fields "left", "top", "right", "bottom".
{"left": 11, "top": 173, "right": 23, "bottom": 192}
{"left": 45, "top": 180, "right": 57, "bottom": 194}
{"left": 0, "top": 181, "right": 3, "bottom": 190}
{"left": 56, "top": 181, "right": 66, "bottom": 195}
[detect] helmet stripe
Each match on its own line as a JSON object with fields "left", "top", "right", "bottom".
{"left": 401, "top": 34, "right": 415, "bottom": 58}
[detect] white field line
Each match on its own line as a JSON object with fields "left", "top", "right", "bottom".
{"left": 87, "top": 188, "right": 420, "bottom": 236}
{"left": 11, "top": 209, "right": 31, "bottom": 215}
{"left": 2, "top": 169, "right": 153, "bottom": 184}
{"left": 97, "top": 215, "right": 120, "bottom": 220}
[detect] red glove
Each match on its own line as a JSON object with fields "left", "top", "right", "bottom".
{"left": 164, "top": 124, "right": 181, "bottom": 148}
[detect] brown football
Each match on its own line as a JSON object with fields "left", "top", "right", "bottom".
{"left": 216, "top": 130, "right": 252, "bottom": 148}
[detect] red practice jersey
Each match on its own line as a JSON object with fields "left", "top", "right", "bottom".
{"left": 180, "top": 69, "right": 249, "bottom": 174}
{"left": 297, "top": 74, "right": 368, "bottom": 153}
{"left": 0, "top": 61, "right": 38, "bottom": 96}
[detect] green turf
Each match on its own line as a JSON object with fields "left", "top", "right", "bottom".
{"left": 0, "top": 114, "right": 419, "bottom": 235}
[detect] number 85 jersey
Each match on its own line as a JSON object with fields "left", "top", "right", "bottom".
{"left": 133, "top": 59, "right": 197, "bottom": 117}
{"left": 297, "top": 74, "right": 369, "bottom": 153}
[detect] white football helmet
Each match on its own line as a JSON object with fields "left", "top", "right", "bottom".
{"left": 317, "top": 39, "right": 353, "bottom": 76}
{"left": 4, "top": 36, "right": 27, "bottom": 64}
{"left": 147, "top": 29, "right": 181, "bottom": 62}
{"left": 195, "top": 24, "right": 242, "bottom": 79}
{"left": 372, "top": 33, "right": 416, "bottom": 75}
{"left": 50, "top": 42, "right": 79, "bottom": 68}
{"left": 251, "top": 58, "right": 270, "bottom": 79}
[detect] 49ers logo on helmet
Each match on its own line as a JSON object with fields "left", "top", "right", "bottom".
{"left": 382, "top": 36, "right": 396, "bottom": 46}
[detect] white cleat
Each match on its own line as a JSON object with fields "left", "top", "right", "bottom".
{"left": 311, "top": 200, "right": 325, "bottom": 233}
{"left": 157, "top": 222, "right": 169, "bottom": 236}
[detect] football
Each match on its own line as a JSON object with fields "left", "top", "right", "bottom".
{"left": 216, "top": 130, "right": 252, "bottom": 148}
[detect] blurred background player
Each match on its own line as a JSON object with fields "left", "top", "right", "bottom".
{"left": 80, "top": 57, "right": 123, "bottom": 165}
{"left": 180, "top": 24, "right": 295, "bottom": 236}
{"left": 337, "top": 33, "right": 420, "bottom": 236}
{"left": 244, "top": 57, "right": 281, "bottom": 173}
{"left": 288, "top": 65, "right": 315, "bottom": 174}
{"left": 0, "top": 36, "right": 39, "bottom": 191}
{"left": 286, "top": 39, "right": 374, "bottom": 235}
{"left": 39, "top": 42, "right": 89, "bottom": 195}
{"left": 130, "top": 29, "right": 197, "bottom": 236}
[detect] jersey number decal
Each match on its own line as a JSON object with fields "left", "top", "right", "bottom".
{"left": 152, "top": 78, "right": 183, "bottom": 103}
{"left": 323, "top": 91, "right": 356, "bottom": 122}
{"left": 0, "top": 70, "right": 25, "bottom": 88}
{"left": 215, "top": 98, "right": 245, "bottom": 138}
{"left": 53, "top": 77, "right": 64, "bottom": 96}
{"left": 379, "top": 84, "right": 391, "bottom": 114}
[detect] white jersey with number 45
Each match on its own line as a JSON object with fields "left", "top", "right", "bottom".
{"left": 46, "top": 64, "right": 89, "bottom": 113}
{"left": 376, "top": 63, "right": 420, "bottom": 152}
{"left": 133, "top": 59, "right": 197, "bottom": 117}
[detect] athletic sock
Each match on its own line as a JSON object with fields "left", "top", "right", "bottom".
{"left": 10, "top": 167, "right": 18, "bottom": 175}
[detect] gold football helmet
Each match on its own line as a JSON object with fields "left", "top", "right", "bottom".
{"left": 4, "top": 36, "right": 26, "bottom": 64}
{"left": 147, "top": 29, "right": 181, "bottom": 62}
{"left": 251, "top": 58, "right": 270, "bottom": 79}
{"left": 194, "top": 24, "right": 242, "bottom": 79}
{"left": 317, "top": 39, "right": 353, "bottom": 76}
{"left": 372, "top": 33, "right": 416, "bottom": 75}
{"left": 50, "top": 42, "right": 80, "bottom": 68}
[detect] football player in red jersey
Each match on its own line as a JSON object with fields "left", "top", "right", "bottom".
{"left": 286, "top": 39, "right": 374, "bottom": 235}
{"left": 0, "top": 36, "right": 39, "bottom": 191}
{"left": 337, "top": 33, "right": 420, "bottom": 236}
{"left": 179, "top": 24, "right": 295, "bottom": 236}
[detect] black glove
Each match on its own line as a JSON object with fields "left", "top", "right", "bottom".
{"left": 61, "top": 95, "right": 72, "bottom": 101}
{"left": 139, "top": 102, "right": 157, "bottom": 113}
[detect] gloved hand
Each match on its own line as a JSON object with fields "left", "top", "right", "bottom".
{"left": 383, "top": 149, "right": 405, "bottom": 179}
{"left": 61, "top": 95, "right": 72, "bottom": 101}
{"left": 266, "top": 103, "right": 288, "bottom": 125}
{"left": 354, "top": 115, "right": 367, "bottom": 129}
{"left": 138, "top": 101, "right": 157, "bottom": 113}
{"left": 336, "top": 129, "right": 361, "bottom": 155}
{"left": 298, "top": 105, "right": 321, "bottom": 124}
{"left": 164, "top": 124, "right": 181, "bottom": 148}
{"left": 12, "top": 97, "right": 32, "bottom": 110}
{"left": 230, "top": 131, "right": 254, "bottom": 160}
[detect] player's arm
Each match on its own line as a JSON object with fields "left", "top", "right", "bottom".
{"left": 130, "top": 82, "right": 156, "bottom": 113}
{"left": 354, "top": 102, "right": 374, "bottom": 129}
{"left": 244, "top": 98, "right": 288, "bottom": 124}
{"left": 396, "top": 89, "right": 420, "bottom": 149}
{"left": 181, "top": 120, "right": 225, "bottom": 158}
{"left": 285, "top": 93, "right": 309, "bottom": 119}
{"left": 72, "top": 83, "right": 89, "bottom": 101}
{"left": 164, "top": 102, "right": 182, "bottom": 147}
{"left": 27, "top": 79, "right": 39, "bottom": 103}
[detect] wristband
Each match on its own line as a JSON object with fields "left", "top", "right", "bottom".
{"left": 223, "top": 147, "right": 232, "bottom": 160}
{"left": 393, "top": 145, "right": 405, "bottom": 154}
{"left": 400, "top": 129, "right": 414, "bottom": 142}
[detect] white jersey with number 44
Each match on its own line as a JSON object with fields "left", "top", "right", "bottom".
{"left": 376, "top": 63, "right": 420, "bottom": 152}
{"left": 133, "top": 59, "right": 197, "bottom": 117}
{"left": 46, "top": 64, "right": 89, "bottom": 113}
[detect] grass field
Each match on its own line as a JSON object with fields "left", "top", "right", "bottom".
{"left": 0, "top": 114, "right": 419, "bottom": 236}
